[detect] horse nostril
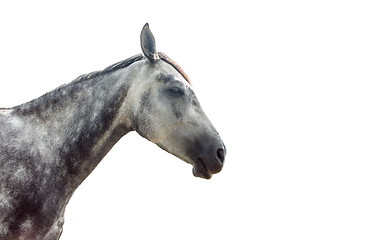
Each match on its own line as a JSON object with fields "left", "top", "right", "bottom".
{"left": 217, "top": 148, "right": 225, "bottom": 164}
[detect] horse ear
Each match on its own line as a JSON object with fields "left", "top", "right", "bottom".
{"left": 140, "top": 23, "right": 159, "bottom": 62}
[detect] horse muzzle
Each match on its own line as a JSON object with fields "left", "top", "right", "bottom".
{"left": 191, "top": 138, "right": 226, "bottom": 179}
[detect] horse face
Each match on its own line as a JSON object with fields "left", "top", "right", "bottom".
{"left": 127, "top": 23, "right": 225, "bottom": 179}
{"left": 129, "top": 60, "right": 226, "bottom": 179}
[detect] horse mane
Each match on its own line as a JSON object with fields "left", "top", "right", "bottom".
{"left": 74, "top": 52, "right": 190, "bottom": 85}
{"left": 9, "top": 53, "right": 190, "bottom": 112}
{"left": 73, "top": 54, "right": 145, "bottom": 83}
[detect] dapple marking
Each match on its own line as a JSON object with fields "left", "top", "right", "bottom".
{"left": 0, "top": 24, "right": 226, "bottom": 239}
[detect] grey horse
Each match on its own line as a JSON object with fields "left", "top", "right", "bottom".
{"left": 0, "top": 24, "right": 226, "bottom": 239}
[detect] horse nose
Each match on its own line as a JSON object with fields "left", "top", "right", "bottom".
{"left": 216, "top": 146, "right": 226, "bottom": 164}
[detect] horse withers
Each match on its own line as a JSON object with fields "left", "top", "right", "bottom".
{"left": 0, "top": 24, "right": 226, "bottom": 239}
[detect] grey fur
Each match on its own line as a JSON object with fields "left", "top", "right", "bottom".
{"left": 0, "top": 24, "right": 225, "bottom": 239}
{"left": 0, "top": 60, "right": 134, "bottom": 239}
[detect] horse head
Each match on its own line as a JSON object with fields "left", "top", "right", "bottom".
{"left": 127, "top": 24, "right": 226, "bottom": 179}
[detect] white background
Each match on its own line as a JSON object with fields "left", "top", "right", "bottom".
{"left": 1, "top": 1, "right": 369, "bottom": 239}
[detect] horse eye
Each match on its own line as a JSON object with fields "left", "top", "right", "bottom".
{"left": 169, "top": 87, "right": 184, "bottom": 96}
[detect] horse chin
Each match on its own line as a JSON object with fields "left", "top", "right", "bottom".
{"left": 192, "top": 159, "right": 212, "bottom": 179}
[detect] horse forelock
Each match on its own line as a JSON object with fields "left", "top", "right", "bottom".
{"left": 158, "top": 52, "right": 191, "bottom": 85}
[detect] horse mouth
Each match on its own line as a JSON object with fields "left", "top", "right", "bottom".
{"left": 192, "top": 158, "right": 212, "bottom": 179}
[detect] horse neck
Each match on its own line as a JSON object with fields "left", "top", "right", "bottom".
{"left": 14, "top": 69, "right": 134, "bottom": 191}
